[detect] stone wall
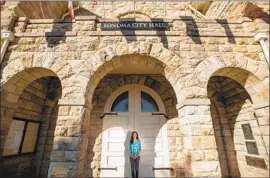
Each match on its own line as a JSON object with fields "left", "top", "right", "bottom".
{"left": 178, "top": 100, "right": 220, "bottom": 177}
{"left": 76, "top": 1, "right": 192, "bottom": 18}
{"left": 0, "top": 3, "right": 269, "bottom": 177}
{"left": 203, "top": 2, "right": 269, "bottom": 19}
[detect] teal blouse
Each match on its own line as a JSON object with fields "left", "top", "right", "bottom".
{"left": 129, "top": 139, "right": 141, "bottom": 157}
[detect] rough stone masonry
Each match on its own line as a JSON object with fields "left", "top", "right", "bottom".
{"left": 0, "top": 1, "right": 269, "bottom": 178}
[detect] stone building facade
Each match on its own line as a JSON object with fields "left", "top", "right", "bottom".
{"left": 0, "top": 1, "right": 269, "bottom": 178}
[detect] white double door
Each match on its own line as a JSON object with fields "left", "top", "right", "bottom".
{"left": 100, "top": 84, "right": 170, "bottom": 177}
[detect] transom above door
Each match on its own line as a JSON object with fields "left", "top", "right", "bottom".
{"left": 100, "top": 84, "right": 170, "bottom": 177}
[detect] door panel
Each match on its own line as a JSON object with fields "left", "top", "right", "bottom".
{"left": 134, "top": 87, "right": 170, "bottom": 177}
{"left": 108, "top": 116, "right": 130, "bottom": 125}
{"left": 108, "top": 128, "right": 127, "bottom": 138}
{"left": 100, "top": 85, "right": 170, "bottom": 177}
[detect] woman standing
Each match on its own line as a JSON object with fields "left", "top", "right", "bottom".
{"left": 129, "top": 131, "right": 141, "bottom": 178}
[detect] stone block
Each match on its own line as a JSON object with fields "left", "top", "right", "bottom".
{"left": 58, "top": 106, "right": 70, "bottom": 116}
{"left": 167, "top": 124, "right": 174, "bottom": 130}
{"left": 69, "top": 106, "right": 85, "bottom": 116}
{"left": 191, "top": 136, "right": 217, "bottom": 149}
{"left": 263, "top": 136, "right": 269, "bottom": 146}
{"left": 191, "top": 44, "right": 205, "bottom": 51}
{"left": 50, "top": 151, "right": 79, "bottom": 162}
{"left": 168, "top": 137, "right": 175, "bottom": 145}
{"left": 260, "top": 126, "right": 269, "bottom": 136}
{"left": 201, "top": 125, "right": 214, "bottom": 135}
{"left": 204, "top": 45, "right": 219, "bottom": 52}
{"left": 48, "top": 162, "right": 78, "bottom": 177}
{"left": 180, "top": 44, "right": 190, "bottom": 51}
{"left": 191, "top": 161, "right": 219, "bottom": 172}
{"left": 68, "top": 125, "right": 81, "bottom": 136}
{"left": 204, "top": 150, "right": 218, "bottom": 161}
{"left": 232, "top": 45, "right": 248, "bottom": 53}
{"left": 6, "top": 93, "right": 19, "bottom": 103}
{"left": 190, "top": 151, "right": 205, "bottom": 161}
{"left": 255, "top": 108, "right": 268, "bottom": 118}
{"left": 247, "top": 45, "right": 262, "bottom": 53}
{"left": 197, "top": 106, "right": 210, "bottom": 115}
{"left": 53, "top": 137, "right": 81, "bottom": 151}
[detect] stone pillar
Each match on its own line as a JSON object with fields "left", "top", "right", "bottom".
{"left": 254, "top": 31, "right": 269, "bottom": 65}
{"left": 177, "top": 99, "right": 222, "bottom": 177}
{"left": 0, "top": 104, "right": 16, "bottom": 156}
{"left": 1, "top": 30, "right": 15, "bottom": 62}
{"left": 47, "top": 99, "right": 88, "bottom": 177}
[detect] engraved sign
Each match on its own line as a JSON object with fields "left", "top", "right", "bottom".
{"left": 245, "top": 156, "right": 267, "bottom": 169}
{"left": 246, "top": 141, "right": 259, "bottom": 155}
{"left": 242, "top": 124, "right": 254, "bottom": 140}
{"left": 101, "top": 22, "right": 169, "bottom": 30}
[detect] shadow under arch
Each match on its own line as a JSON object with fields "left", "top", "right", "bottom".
{"left": 211, "top": 67, "right": 269, "bottom": 104}
{"left": 0, "top": 67, "right": 62, "bottom": 178}
{"left": 84, "top": 50, "right": 183, "bottom": 109}
{"left": 207, "top": 73, "right": 269, "bottom": 177}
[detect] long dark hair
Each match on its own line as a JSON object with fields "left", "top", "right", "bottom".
{"left": 130, "top": 131, "right": 139, "bottom": 144}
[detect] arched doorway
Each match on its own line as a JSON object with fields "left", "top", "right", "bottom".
{"left": 84, "top": 53, "right": 180, "bottom": 177}
{"left": 0, "top": 68, "right": 62, "bottom": 178}
{"left": 100, "top": 84, "right": 170, "bottom": 177}
{"left": 207, "top": 71, "right": 269, "bottom": 177}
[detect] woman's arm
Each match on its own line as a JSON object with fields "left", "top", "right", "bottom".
{"left": 129, "top": 142, "right": 135, "bottom": 159}
{"left": 137, "top": 140, "right": 142, "bottom": 157}
{"left": 137, "top": 150, "right": 141, "bottom": 157}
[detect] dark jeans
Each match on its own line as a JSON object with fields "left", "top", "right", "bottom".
{"left": 130, "top": 156, "right": 140, "bottom": 178}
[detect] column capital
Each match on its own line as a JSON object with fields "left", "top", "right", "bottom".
{"left": 1, "top": 31, "right": 15, "bottom": 42}
{"left": 176, "top": 98, "right": 211, "bottom": 110}
{"left": 254, "top": 31, "right": 269, "bottom": 42}
{"left": 17, "top": 17, "right": 29, "bottom": 22}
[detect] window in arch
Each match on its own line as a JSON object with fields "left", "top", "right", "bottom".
{"left": 2, "top": 118, "right": 40, "bottom": 156}
{"left": 141, "top": 91, "right": 159, "bottom": 112}
{"left": 111, "top": 91, "right": 129, "bottom": 112}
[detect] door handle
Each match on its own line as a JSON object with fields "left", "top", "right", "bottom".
{"left": 100, "top": 112, "right": 118, "bottom": 119}
{"left": 152, "top": 167, "right": 173, "bottom": 171}
{"left": 98, "top": 167, "right": 118, "bottom": 171}
{"left": 152, "top": 112, "right": 168, "bottom": 119}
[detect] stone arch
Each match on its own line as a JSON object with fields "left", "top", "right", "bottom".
{"left": 83, "top": 42, "right": 183, "bottom": 106}
{"left": 82, "top": 43, "right": 182, "bottom": 177}
{"left": 1, "top": 68, "right": 58, "bottom": 104}
{"left": 1, "top": 53, "right": 73, "bottom": 100}
{"left": 194, "top": 52, "right": 269, "bottom": 104}
{"left": 1, "top": 53, "right": 72, "bottom": 86}
{"left": 87, "top": 74, "right": 180, "bottom": 177}
{"left": 1, "top": 54, "right": 68, "bottom": 159}
{"left": 0, "top": 67, "right": 63, "bottom": 143}
{"left": 91, "top": 74, "right": 178, "bottom": 119}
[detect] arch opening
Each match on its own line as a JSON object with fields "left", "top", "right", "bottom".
{"left": 208, "top": 74, "right": 269, "bottom": 177}
{"left": 84, "top": 54, "right": 181, "bottom": 177}
{"left": 1, "top": 68, "right": 62, "bottom": 178}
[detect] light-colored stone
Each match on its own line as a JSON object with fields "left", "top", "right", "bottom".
{"left": 1, "top": 2, "right": 269, "bottom": 178}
